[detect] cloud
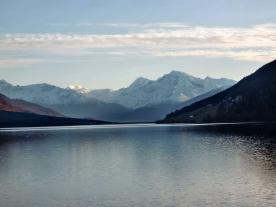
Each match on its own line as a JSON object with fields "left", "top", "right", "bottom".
{"left": 155, "top": 49, "right": 276, "bottom": 62}
{"left": 0, "top": 24, "right": 276, "bottom": 62}
{"left": 48, "top": 22, "right": 190, "bottom": 28}
{"left": 0, "top": 58, "right": 44, "bottom": 67}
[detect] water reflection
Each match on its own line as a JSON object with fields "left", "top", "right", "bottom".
{"left": 0, "top": 124, "right": 275, "bottom": 207}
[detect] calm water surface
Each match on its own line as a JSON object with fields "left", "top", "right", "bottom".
{"left": 0, "top": 124, "right": 275, "bottom": 207}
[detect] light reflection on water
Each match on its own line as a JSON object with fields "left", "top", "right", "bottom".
{"left": 0, "top": 123, "right": 275, "bottom": 207}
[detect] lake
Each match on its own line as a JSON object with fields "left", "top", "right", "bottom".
{"left": 0, "top": 123, "right": 275, "bottom": 207}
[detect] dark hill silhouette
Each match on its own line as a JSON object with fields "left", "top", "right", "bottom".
{"left": 159, "top": 60, "right": 276, "bottom": 123}
{"left": 0, "top": 110, "right": 109, "bottom": 128}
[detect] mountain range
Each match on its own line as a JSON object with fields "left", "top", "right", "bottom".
{"left": 0, "top": 71, "right": 235, "bottom": 122}
{"left": 89, "top": 71, "right": 235, "bottom": 109}
{"left": 0, "top": 93, "right": 107, "bottom": 127}
{"left": 117, "top": 86, "right": 231, "bottom": 122}
{"left": 0, "top": 80, "right": 130, "bottom": 122}
{"left": 2, "top": 58, "right": 275, "bottom": 127}
{"left": 160, "top": 60, "right": 276, "bottom": 123}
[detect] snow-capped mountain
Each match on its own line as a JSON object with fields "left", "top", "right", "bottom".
{"left": 0, "top": 80, "right": 86, "bottom": 106}
{"left": 0, "top": 71, "right": 235, "bottom": 122}
{"left": 0, "top": 80, "right": 130, "bottom": 121}
{"left": 89, "top": 71, "right": 236, "bottom": 109}
{"left": 90, "top": 77, "right": 152, "bottom": 104}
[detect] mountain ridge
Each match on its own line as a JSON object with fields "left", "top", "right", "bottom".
{"left": 0, "top": 80, "right": 131, "bottom": 121}
{"left": 0, "top": 110, "right": 109, "bottom": 128}
{"left": 89, "top": 70, "right": 236, "bottom": 109}
{"left": 0, "top": 71, "right": 235, "bottom": 122}
{"left": 159, "top": 60, "right": 276, "bottom": 123}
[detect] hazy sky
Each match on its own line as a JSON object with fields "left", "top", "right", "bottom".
{"left": 0, "top": 0, "right": 276, "bottom": 89}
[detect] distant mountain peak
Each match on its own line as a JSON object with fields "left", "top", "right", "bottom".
{"left": 164, "top": 70, "right": 188, "bottom": 79}
{"left": 169, "top": 70, "right": 182, "bottom": 74}
{"left": 29, "top": 83, "right": 57, "bottom": 89}
{"left": 0, "top": 80, "right": 86, "bottom": 106}
{"left": 135, "top": 77, "right": 150, "bottom": 82}
{"left": 0, "top": 79, "right": 8, "bottom": 83}
{"left": 0, "top": 79, "right": 13, "bottom": 86}
{"left": 129, "top": 77, "right": 151, "bottom": 88}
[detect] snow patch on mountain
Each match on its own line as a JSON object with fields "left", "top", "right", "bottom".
{"left": 67, "top": 85, "right": 90, "bottom": 94}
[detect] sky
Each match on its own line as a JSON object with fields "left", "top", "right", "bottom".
{"left": 0, "top": 0, "right": 276, "bottom": 89}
